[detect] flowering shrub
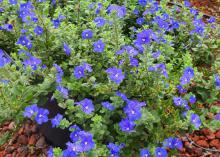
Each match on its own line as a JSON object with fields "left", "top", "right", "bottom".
{"left": 0, "top": 0, "right": 220, "bottom": 156}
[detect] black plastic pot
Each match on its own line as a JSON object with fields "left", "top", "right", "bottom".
{"left": 38, "top": 96, "right": 70, "bottom": 149}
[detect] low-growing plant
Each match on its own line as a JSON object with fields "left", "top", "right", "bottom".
{"left": 0, "top": 0, "right": 219, "bottom": 156}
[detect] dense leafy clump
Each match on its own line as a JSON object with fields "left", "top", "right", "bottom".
{"left": 0, "top": 0, "right": 220, "bottom": 156}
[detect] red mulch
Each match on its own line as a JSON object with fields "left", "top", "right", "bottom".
{"left": 190, "top": 0, "right": 220, "bottom": 18}
{"left": 179, "top": 128, "right": 220, "bottom": 157}
{"left": 0, "top": 120, "right": 48, "bottom": 157}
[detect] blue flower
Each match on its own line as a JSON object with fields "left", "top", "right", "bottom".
{"left": 170, "top": 20, "right": 180, "bottom": 30}
{"left": 190, "top": 8, "right": 198, "bottom": 15}
{"left": 118, "top": 59, "right": 125, "bottom": 65}
{"left": 52, "top": 18, "right": 60, "bottom": 28}
{"left": 124, "top": 45, "right": 139, "bottom": 57}
{"left": 23, "top": 104, "right": 38, "bottom": 118}
{"left": 75, "top": 98, "right": 94, "bottom": 114}
{"left": 23, "top": 56, "right": 42, "bottom": 70}
{"left": 69, "top": 124, "right": 81, "bottom": 132}
{"left": 94, "top": 17, "right": 105, "bottom": 27}
{"left": 163, "top": 137, "right": 183, "bottom": 149}
{"left": 124, "top": 101, "right": 142, "bottom": 121}
{"left": 116, "top": 91, "right": 128, "bottom": 101}
{"left": 34, "top": 26, "right": 43, "bottom": 36}
{"left": 208, "top": 17, "right": 216, "bottom": 23}
{"left": 151, "top": 51, "right": 161, "bottom": 59}
{"left": 180, "top": 76, "right": 191, "bottom": 85}
{"left": 62, "top": 149, "right": 77, "bottom": 157}
{"left": 129, "top": 57, "right": 139, "bottom": 67}
{"left": 95, "top": 3, "right": 103, "bottom": 14}
{"left": 16, "top": 35, "right": 32, "bottom": 49}
{"left": 37, "top": 0, "right": 46, "bottom": 2}
{"left": 116, "top": 48, "right": 125, "bottom": 55}
{"left": 154, "top": 17, "right": 169, "bottom": 30}
{"left": 70, "top": 130, "right": 80, "bottom": 143}
{"left": 215, "top": 114, "right": 220, "bottom": 120}
{"left": 88, "top": 2, "right": 95, "bottom": 9}
{"left": 107, "top": 5, "right": 126, "bottom": 18}
{"left": 19, "top": 2, "right": 37, "bottom": 23}
{"left": 140, "top": 148, "right": 151, "bottom": 157}
{"left": 183, "top": 67, "right": 194, "bottom": 78}
{"left": 74, "top": 63, "right": 92, "bottom": 79}
{"left": 136, "top": 29, "right": 151, "bottom": 45}
{"left": 9, "top": 0, "right": 17, "bottom": 5}
{"left": 35, "top": 108, "right": 49, "bottom": 125}
{"left": 134, "top": 41, "right": 145, "bottom": 53}
{"left": 74, "top": 66, "right": 85, "bottom": 79}
{"left": 155, "top": 147, "right": 167, "bottom": 157}
{"left": 107, "top": 143, "right": 124, "bottom": 156}
{"left": 82, "top": 62, "right": 93, "bottom": 72}
{"left": 184, "top": 0, "right": 191, "bottom": 7}
{"left": 190, "top": 19, "right": 205, "bottom": 36}
{"left": 63, "top": 43, "right": 71, "bottom": 56}
{"left": 189, "top": 95, "right": 196, "bottom": 104}
{"left": 78, "top": 131, "right": 95, "bottom": 152}
{"left": 51, "top": 113, "right": 63, "bottom": 128}
{"left": 3, "top": 24, "right": 13, "bottom": 31}
{"left": 101, "top": 101, "right": 115, "bottom": 111}
{"left": 150, "top": 63, "right": 168, "bottom": 78}
{"left": 0, "top": 49, "right": 11, "bottom": 67}
{"left": 66, "top": 142, "right": 83, "bottom": 153}
{"left": 106, "top": 67, "right": 125, "bottom": 84}
{"left": 56, "top": 85, "right": 68, "bottom": 98}
{"left": 0, "top": 8, "right": 4, "bottom": 13}
{"left": 119, "top": 118, "right": 135, "bottom": 132}
{"left": 214, "top": 74, "right": 220, "bottom": 87}
{"left": 190, "top": 113, "right": 201, "bottom": 128}
{"left": 176, "top": 85, "right": 187, "bottom": 94}
{"left": 138, "top": 0, "right": 148, "bottom": 6}
{"left": 173, "top": 138, "right": 183, "bottom": 149}
{"left": 180, "top": 67, "right": 194, "bottom": 85}
{"left": 163, "top": 137, "right": 175, "bottom": 149}
{"left": 162, "top": 13, "right": 169, "bottom": 20}
{"left": 0, "top": 80, "right": 9, "bottom": 84}
{"left": 47, "top": 147, "right": 53, "bottom": 157}
{"left": 82, "top": 29, "right": 93, "bottom": 40}
{"left": 136, "top": 17, "right": 145, "bottom": 25}
{"left": 67, "top": 131, "right": 95, "bottom": 153}
{"left": 93, "top": 39, "right": 105, "bottom": 53}
{"left": 133, "top": 9, "right": 139, "bottom": 15}
{"left": 54, "top": 64, "right": 63, "bottom": 83}
{"left": 173, "top": 97, "right": 187, "bottom": 107}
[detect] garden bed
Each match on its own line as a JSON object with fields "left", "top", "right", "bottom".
{"left": 0, "top": 0, "right": 220, "bottom": 156}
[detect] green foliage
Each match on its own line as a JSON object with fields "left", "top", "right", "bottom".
{"left": 0, "top": 0, "right": 219, "bottom": 156}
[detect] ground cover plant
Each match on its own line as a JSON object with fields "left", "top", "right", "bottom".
{"left": 0, "top": 0, "right": 220, "bottom": 156}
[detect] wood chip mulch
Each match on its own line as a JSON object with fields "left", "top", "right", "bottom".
{"left": 0, "top": 120, "right": 48, "bottom": 157}
{"left": 179, "top": 128, "right": 220, "bottom": 157}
